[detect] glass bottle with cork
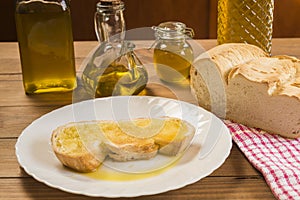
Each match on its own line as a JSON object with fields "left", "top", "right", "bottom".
{"left": 217, "top": 0, "right": 274, "bottom": 55}
{"left": 82, "top": 0, "right": 148, "bottom": 97}
{"left": 15, "top": 0, "right": 77, "bottom": 94}
{"left": 152, "top": 22, "right": 194, "bottom": 83}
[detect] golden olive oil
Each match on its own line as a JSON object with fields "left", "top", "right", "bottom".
{"left": 217, "top": 0, "right": 274, "bottom": 54}
{"left": 82, "top": 61, "right": 148, "bottom": 98}
{"left": 15, "top": 1, "right": 76, "bottom": 94}
{"left": 96, "top": 64, "right": 146, "bottom": 97}
{"left": 84, "top": 160, "right": 177, "bottom": 181}
{"left": 153, "top": 48, "right": 193, "bottom": 82}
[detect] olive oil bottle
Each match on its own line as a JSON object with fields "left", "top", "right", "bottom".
{"left": 82, "top": 0, "right": 148, "bottom": 97}
{"left": 217, "top": 0, "right": 274, "bottom": 55}
{"left": 15, "top": 0, "right": 76, "bottom": 94}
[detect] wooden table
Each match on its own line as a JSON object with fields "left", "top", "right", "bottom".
{"left": 1, "top": 39, "right": 299, "bottom": 199}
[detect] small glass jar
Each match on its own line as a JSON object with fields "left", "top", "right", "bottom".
{"left": 15, "top": 0, "right": 76, "bottom": 94}
{"left": 152, "top": 22, "right": 194, "bottom": 83}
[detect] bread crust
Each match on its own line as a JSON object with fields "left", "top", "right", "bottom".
{"left": 51, "top": 124, "right": 103, "bottom": 172}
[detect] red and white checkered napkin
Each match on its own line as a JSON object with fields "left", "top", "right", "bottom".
{"left": 224, "top": 120, "right": 300, "bottom": 200}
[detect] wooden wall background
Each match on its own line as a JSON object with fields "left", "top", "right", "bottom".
{"left": 1, "top": 0, "right": 300, "bottom": 41}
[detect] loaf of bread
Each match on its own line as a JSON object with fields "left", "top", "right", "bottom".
{"left": 191, "top": 43, "right": 300, "bottom": 138}
{"left": 190, "top": 43, "right": 267, "bottom": 117}
{"left": 51, "top": 117, "right": 195, "bottom": 172}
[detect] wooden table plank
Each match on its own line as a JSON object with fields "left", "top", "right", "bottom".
{"left": 0, "top": 106, "right": 60, "bottom": 138}
{"left": 0, "top": 176, "right": 274, "bottom": 200}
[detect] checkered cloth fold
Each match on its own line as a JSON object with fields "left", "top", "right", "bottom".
{"left": 224, "top": 120, "right": 300, "bottom": 200}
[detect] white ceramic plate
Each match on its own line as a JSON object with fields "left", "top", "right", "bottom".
{"left": 15, "top": 96, "right": 232, "bottom": 198}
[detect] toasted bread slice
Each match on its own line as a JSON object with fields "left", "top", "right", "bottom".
{"left": 98, "top": 121, "right": 159, "bottom": 161}
{"left": 51, "top": 117, "right": 195, "bottom": 172}
{"left": 152, "top": 118, "right": 195, "bottom": 156}
{"left": 51, "top": 122, "right": 108, "bottom": 172}
{"left": 114, "top": 118, "right": 195, "bottom": 156}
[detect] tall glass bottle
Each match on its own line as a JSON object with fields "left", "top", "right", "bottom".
{"left": 15, "top": 0, "right": 77, "bottom": 94}
{"left": 217, "top": 0, "right": 274, "bottom": 55}
{"left": 82, "top": 0, "right": 148, "bottom": 97}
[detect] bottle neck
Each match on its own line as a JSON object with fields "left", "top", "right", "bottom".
{"left": 96, "top": 0, "right": 124, "bottom": 14}
{"left": 16, "top": 0, "right": 70, "bottom": 13}
{"left": 94, "top": 0, "right": 126, "bottom": 43}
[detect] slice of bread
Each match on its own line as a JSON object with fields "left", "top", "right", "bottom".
{"left": 51, "top": 121, "right": 108, "bottom": 172}
{"left": 151, "top": 118, "right": 195, "bottom": 156}
{"left": 51, "top": 117, "right": 195, "bottom": 172}
{"left": 98, "top": 120, "right": 159, "bottom": 161}
{"left": 114, "top": 118, "right": 195, "bottom": 156}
